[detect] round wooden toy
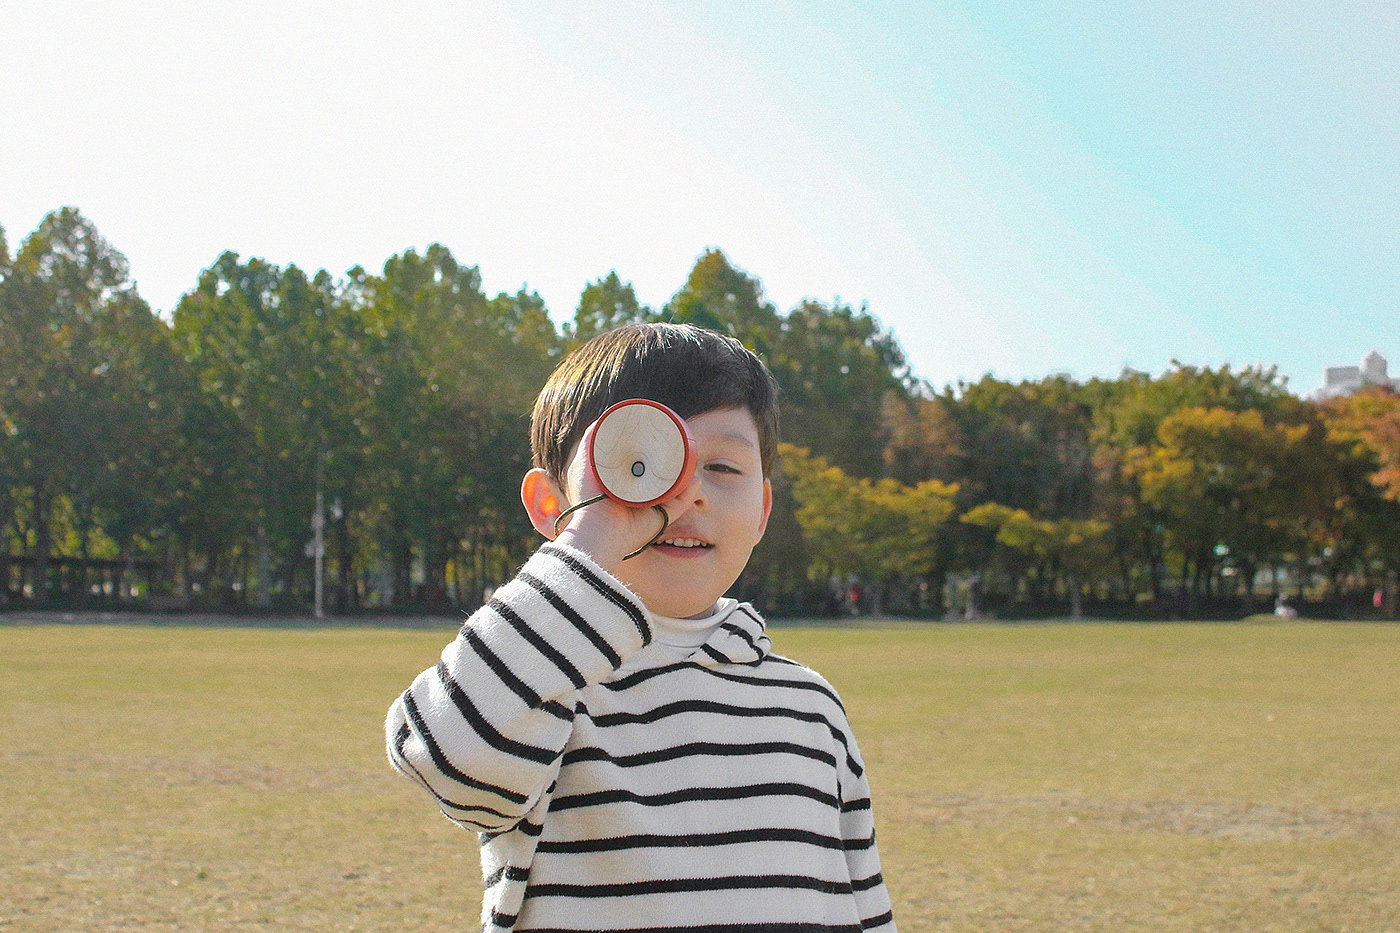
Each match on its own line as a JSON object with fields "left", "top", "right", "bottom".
{"left": 585, "top": 399, "right": 696, "bottom": 507}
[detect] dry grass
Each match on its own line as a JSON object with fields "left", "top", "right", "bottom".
{"left": 1, "top": 619, "right": 1396, "bottom": 931}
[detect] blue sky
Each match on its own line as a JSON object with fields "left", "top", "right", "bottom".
{"left": 4, "top": 1, "right": 1395, "bottom": 395}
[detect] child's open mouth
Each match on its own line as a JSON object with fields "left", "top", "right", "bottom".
{"left": 654, "top": 537, "right": 713, "bottom": 551}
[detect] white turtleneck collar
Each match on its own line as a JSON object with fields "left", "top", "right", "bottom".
{"left": 618, "top": 597, "right": 739, "bottom": 672}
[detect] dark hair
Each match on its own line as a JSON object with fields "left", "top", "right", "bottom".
{"left": 531, "top": 323, "right": 780, "bottom": 481}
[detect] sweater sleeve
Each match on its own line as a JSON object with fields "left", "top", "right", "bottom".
{"left": 386, "top": 542, "right": 651, "bottom": 832}
{"left": 840, "top": 728, "right": 897, "bottom": 931}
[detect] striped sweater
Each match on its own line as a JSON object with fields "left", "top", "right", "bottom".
{"left": 386, "top": 542, "right": 896, "bottom": 932}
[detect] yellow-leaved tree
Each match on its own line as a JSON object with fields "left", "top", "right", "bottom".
{"left": 960, "top": 503, "right": 1109, "bottom": 618}
{"left": 779, "top": 443, "right": 957, "bottom": 613}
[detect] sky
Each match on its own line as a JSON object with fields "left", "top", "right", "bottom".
{"left": 4, "top": 1, "right": 1396, "bottom": 396}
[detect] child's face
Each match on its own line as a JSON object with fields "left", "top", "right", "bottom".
{"left": 560, "top": 406, "right": 772, "bottom": 619}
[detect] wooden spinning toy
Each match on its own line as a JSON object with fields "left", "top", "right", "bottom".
{"left": 585, "top": 399, "right": 697, "bottom": 506}
{"left": 552, "top": 399, "right": 696, "bottom": 559}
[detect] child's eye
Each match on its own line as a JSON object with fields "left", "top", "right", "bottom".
{"left": 705, "top": 462, "right": 743, "bottom": 475}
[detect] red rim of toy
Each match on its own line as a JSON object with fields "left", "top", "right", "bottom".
{"left": 585, "top": 399, "right": 697, "bottom": 508}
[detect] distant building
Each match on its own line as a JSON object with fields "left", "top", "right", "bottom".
{"left": 1315, "top": 351, "right": 1400, "bottom": 399}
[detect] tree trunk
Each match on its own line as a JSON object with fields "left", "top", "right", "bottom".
{"left": 335, "top": 512, "right": 354, "bottom": 611}
{"left": 33, "top": 488, "right": 52, "bottom": 605}
{"left": 394, "top": 540, "right": 413, "bottom": 606}
{"left": 256, "top": 524, "right": 272, "bottom": 607}
{"left": 1240, "top": 558, "right": 1256, "bottom": 615}
{"left": 76, "top": 504, "right": 94, "bottom": 600}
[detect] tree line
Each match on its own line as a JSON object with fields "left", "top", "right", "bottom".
{"left": 3, "top": 208, "right": 1399, "bottom": 619}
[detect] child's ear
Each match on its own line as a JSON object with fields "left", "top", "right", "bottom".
{"left": 521, "top": 468, "right": 566, "bottom": 540}
{"left": 756, "top": 477, "right": 774, "bottom": 541}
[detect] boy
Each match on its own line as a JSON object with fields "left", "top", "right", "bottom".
{"left": 386, "top": 323, "right": 896, "bottom": 931}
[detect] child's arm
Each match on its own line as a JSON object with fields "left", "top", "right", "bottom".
{"left": 385, "top": 541, "right": 650, "bottom": 832}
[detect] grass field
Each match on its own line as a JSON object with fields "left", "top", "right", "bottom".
{"left": 2, "top": 618, "right": 1397, "bottom": 931}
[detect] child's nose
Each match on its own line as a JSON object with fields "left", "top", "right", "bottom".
{"left": 668, "top": 468, "right": 706, "bottom": 514}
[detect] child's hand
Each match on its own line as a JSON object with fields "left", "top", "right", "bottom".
{"left": 553, "top": 497, "right": 669, "bottom": 570}
{"left": 553, "top": 451, "right": 686, "bottom": 570}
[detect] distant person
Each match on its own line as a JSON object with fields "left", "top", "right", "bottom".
{"left": 386, "top": 323, "right": 896, "bottom": 930}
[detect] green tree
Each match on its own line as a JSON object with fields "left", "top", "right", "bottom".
{"left": 664, "top": 248, "right": 781, "bottom": 353}
{"left": 568, "top": 271, "right": 654, "bottom": 346}
{"left": 0, "top": 208, "right": 173, "bottom": 603}
{"left": 770, "top": 300, "right": 913, "bottom": 478}
{"left": 920, "top": 375, "right": 1100, "bottom": 609}
{"left": 357, "top": 246, "right": 557, "bottom": 605}
{"left": 0, "top": 221, "right": 10, "bottom": 559}
{"left": 172, "top": 253, "right": 373, "bottom": 604}
{"left": 944, "top": 374, "right": 1097, "bottom": 517}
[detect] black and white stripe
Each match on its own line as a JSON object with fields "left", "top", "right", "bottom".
{"left": 387, "top": 542, "right": 895, "bottom": 932}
